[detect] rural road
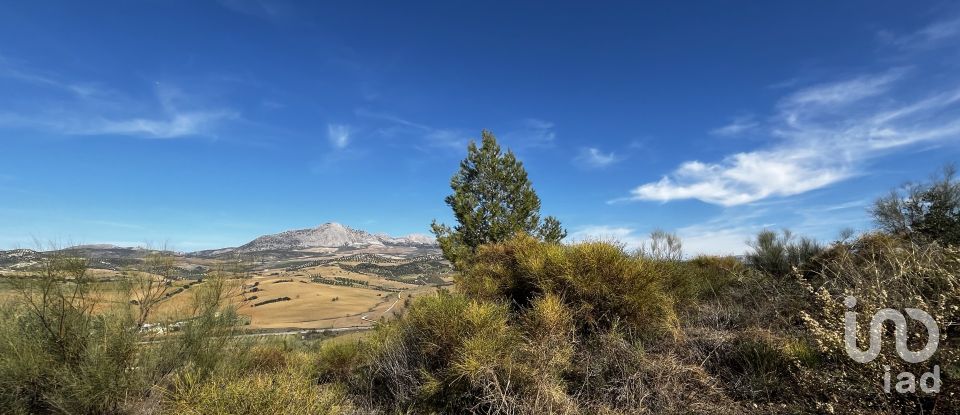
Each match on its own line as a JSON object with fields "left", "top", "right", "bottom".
{"left": 138, "top": 325, "right": 374, "bottom": 344}
{"left": 234, "top": 325, "right": 374, "bottom": 338}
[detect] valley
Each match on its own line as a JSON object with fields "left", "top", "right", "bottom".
{"left": 0, "top": 222, "right": 452, "bottom": 332}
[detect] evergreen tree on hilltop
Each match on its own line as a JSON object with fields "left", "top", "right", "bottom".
{"left": 431, "top": 130, "right": 566, "bottom": 267}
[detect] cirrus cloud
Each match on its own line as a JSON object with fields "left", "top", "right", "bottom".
{"left": 0, "top": 58, "right": 238, "bottom": 139}
{"left": 327, "top": 123, "right": 351, "bottom": 149}
{"left": 575, "top": 147, "right": 620, "bottom": 169}
{"left": 627, "top": 68, "right": 960, "bottom": 207}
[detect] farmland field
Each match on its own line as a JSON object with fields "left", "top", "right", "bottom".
{"left": 0, "top": 247, "right": 452, "bottom": 332}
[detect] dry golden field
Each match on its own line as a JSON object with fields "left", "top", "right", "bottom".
{"left": 0, "top": 248, "right": 452, "bottom": 332}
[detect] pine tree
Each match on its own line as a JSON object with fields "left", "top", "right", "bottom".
{"left": 431, "top": 130, "right": 566, "bottom": 267}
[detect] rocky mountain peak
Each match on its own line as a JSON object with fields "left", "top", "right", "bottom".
{"left": 233, "top": 222, "right": 436, "bottom": 253}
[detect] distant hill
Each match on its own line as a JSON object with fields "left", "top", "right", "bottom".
{"left": 217, "top": 222, "right": 437, "bottom": 254}
{"left": 0, "top": 249, "right": 44, "bottom": 269}
{"left": 0, "top": 223, "right": 440, "bottom": 270}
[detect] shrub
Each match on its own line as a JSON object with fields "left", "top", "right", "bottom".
{"left": 570, "top": 326, "right": 738, "bottom": 414}
{"left": 165, "top": 369, "right": 353, "bottom": 415}
{"left": 352, "top": 291, "right": 519, "bottom": 413}
{"left": 746, "top": 229, "right": 822, "bottom": 277}
{"left": 314, "top": 341, "right": 363, "bottom": 384}
{"left": 0, "top": 253, "right": 143, "bottom": 414}
{"left": 699, "top": 328, "right": 810, "bottom": 402}
{"left": 330, "top": 235, "right": 760, "bottom": 413}
{"left": 0, "top": 253, "right": 241, "bottom": 414}
{"left": 461, "top": 234, "right": 678, "bottom": 339}
{"left": 873, "top": 164, "right": 960, "bottom": 246}
{"left": 799, "top": 233, "right": 960, "bottom": 412}
{"left": 638, "top": 229, "right": 683, "bottom": 261}
{"left": 242, "top": 344, "right": 288, "bottom": 374}
{"left": 685, "top": 255, "right": 743, "bottom": 298}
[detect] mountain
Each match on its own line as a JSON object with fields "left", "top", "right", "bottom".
{"left": 231, "top": 222, "right": 436, "bottom": 253}
{"left": 390, "top": 233, "right": 437, "bottom": 245}
{"left": 0, "top": 223, "right": 439, "bottom": 268}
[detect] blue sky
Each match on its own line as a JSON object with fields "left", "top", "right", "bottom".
{"left": 2, "top": 1, "right": 959, "bottom": 254}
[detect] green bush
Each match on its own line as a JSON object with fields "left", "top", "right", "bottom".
{"left": 685, "top": 255, "right": 743, "bottom": 298}
{"left": 746, "top": 229, "right": 822, "bottom": 277}
{"left": 0, "top": 254, "right": 242, "bottom": 414}
{"left": 0, "top": 254, "right": 143, "bottom": 414}
{"left": 872, "top": 164, "right": 960, "bottom": 246}
{"left": 165, "top": 369, "right": 353, "bottom": 415}
{"left": 461, "top": 234, "right": 678, "bottom": 339}
{"left": 314, "top": 341, "right": 363, "bottom": 384}
{"left": 349, "top": 291, "right": 519, "bottom": 413}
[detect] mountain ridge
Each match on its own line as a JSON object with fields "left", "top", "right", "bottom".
{"left": 196, "top": 222, "right": 437, "bottom": 255}
{"left": 0, "top": 223, "right": 438, "bottom": 262}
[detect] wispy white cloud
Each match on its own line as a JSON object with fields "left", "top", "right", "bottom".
{"left": 355, "top": 109, "right": 472, "bottom": 149}
{"left": 80, "top": 110, "right": 237, "bottom": 138}
{"left": 882, "top": 15, "right": 960, "bottom": 50}
{"left": 676, "top": 227, "right": 753, "bottom": 256}
{"left": 627, "top": 68, "right": 960, "bottom": 206}
{"left": 781, "top": 70, "right": 903, "bottom": 108}
{"left": 0, "top": 60, "right": 237, "bottom": 139}
{"left": 424, "top": 128, "right": 470, "bottom": 149}
{"left": 0, "top": 54, "right": 108, "bottom": 99}
{"left": 0, "top": 106, "right": 237, "bottom": 139}
{"left": 354, "top": 109, "right": 559, "bottom": 152}
{"left": 501, "top": 118, "right": 556, "bottom": 149}
{"left": 630, "top": 152, "right": 850, "bottom": 206}
{"left": 575, "top": 147, "right": 620, "bottom": 168}
{"left": 355, "top": 109, "right": 428, "bottom": 130}
{"left": 710, "top": 115, "right": 759, "bottom": 136}
{"left": 327, "top": 123, "right": 351, "bottom": 149}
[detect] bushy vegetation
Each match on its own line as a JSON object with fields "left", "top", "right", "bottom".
{"left": 799, "top": 233, "right": 960, "bottom": 413}
{"left": 314, "top": 233, "right": 790, "bottom": 414}
{"left": 746, "top": 229, "right": 823, "bottom": 277}
{"left": 165, "top": 345, "right": 355, "bottom": 415}
{"left": 0, "top": 251, "right": 242, "bottom": 414}
{"left": 873, "top": 164, "right": 960, "bottom": 246}
{"left": 460, "top": 235, "right": 680, "bottom": 339}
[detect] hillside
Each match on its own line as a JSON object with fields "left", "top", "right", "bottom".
{"left": 191, "top": 222, "right": 437, "bottom": 257}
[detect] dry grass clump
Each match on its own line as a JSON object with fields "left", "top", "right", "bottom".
{"left": 164, "top": 367, "right": 354, "bottom": 415}
{"left": 569, "top": 326, "right": 740, "bottom": 415}
{"left": 314, "top": 340, "right": 364, "bottom": 384}
{"left": 343, "top": 291, "right": 522, "bottom": 413}
{"left": 693, "top": 328, "right": 816, "bottom": 402}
